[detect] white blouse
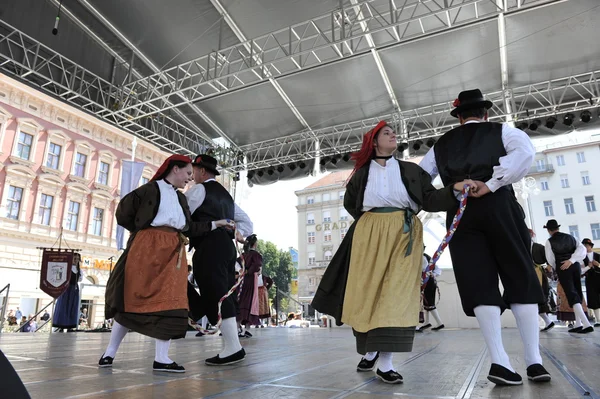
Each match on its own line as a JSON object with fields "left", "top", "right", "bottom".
{"left": 150, "top": 179, "right": 187, "bottom": 230}
{"left": 362, "top": 158, "right": 418, "bottom": 212}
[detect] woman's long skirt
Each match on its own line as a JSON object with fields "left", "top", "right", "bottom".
{"left": 258, "top": 287, "right": 271, "bottom": 319}
{"left": 52, "top": 283, "right": 79, "bottom": 329}
{"left": 341, "top": 209, "right": 423, "bottom": 355}
{"left": 556, "top": 281, "right": 587, "bottom": 322}
{"left": 105, "top": 227, "right": 189, "bottom": 340}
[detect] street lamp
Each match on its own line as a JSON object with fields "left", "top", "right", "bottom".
{"left": 513, "top": 177, "right": 541, "bottom": 235}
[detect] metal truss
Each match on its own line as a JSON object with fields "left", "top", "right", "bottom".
{"left": 0, "top": 19, "right": 212, "bottom": 155}
{"left": 106, "top": 0, "right": 561, "bottom": 124}
{"left": 234, "top": 70, "right": 600, "bottom": 172}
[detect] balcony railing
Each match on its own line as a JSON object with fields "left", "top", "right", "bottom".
{"left": 528, "top": 164, "right": 555, "bottom": 175}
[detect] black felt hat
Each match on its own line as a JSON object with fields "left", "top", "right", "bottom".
{"left": 450, "top": 89, "right": 493, "bottom": 118}
{"left": 192, "top": 154, "right": 220, "bottom": 176}
{"left": 582, "top": 238, "right": 594, "bottom": 247}
{"left": 543, "top": 219, "right": 560, "bottom": 230}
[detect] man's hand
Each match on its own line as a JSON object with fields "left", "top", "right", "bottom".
{"left": 215, "top": 219, "right": 235, "bottom": 229}
{"left": 469, "top": 181, "right": 491, "bottom": 198}
{"left": 560, "top": 260, "right": 572, "bottom": 270}
{"left": 453, "top": 179, "right": 477, "bottom": 193}
{"left": 592, "top": 260, "right": 599, "bottom": 267}
{"left": 236, "top": 230, "right": 245, "bottom": 243}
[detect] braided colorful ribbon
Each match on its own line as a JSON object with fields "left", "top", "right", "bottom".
{"left": 422, "top": 185, "right": 470, "bottom": 289}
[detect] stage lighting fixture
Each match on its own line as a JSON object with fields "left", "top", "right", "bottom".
{"left": 233, "top": 172, "right": 240, "bottom": 182}
{"left": 581, "top": 110, "right": 592, "bottom": 123}
{"left": 331, "top": 155, "right": 341, "bottom": 165}
{"left": 299, "top": 162, "right": 306, "bottom": 169}
{"left": 412, "top": 140, "right": 423, "bottom": 151}
{"left": 320, "top": 157, "right": 330, "bottom": 166}
{"left": 529, "top": 119, "right": 541, "bottom": 131}
{"left": 517, "top": 122, "right": 529, "bottom": 131}
{"left": 267, "top": 168, "right": 275, "bottom": 176}
{"left": 426, "top": 138, "right": 436, "bottom": 148}
{"left": 563, "top": 113, "right": 575, "bottom": 126}
{"left": 247, "top": 170, "right": 256, "bottom": 179}
{"left": 397, "top": 142, "right": 407, "bottom": 152}
{"left": 257, "top": 170, "right": 264, "bottom": 177}
{"left": 342, "top": 153, "right": 351, "bottom": 162}
{"left": 277, "top": 165, "right": 284, "bottom": 173}
{"left": 289, "top": 163, "right": 296, "bottom": 171}
{"left": 545, "top": 117, "right": 557, "bottom": 129}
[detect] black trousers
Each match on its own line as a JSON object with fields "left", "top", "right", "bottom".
{"left": 556, "top": 262, "right": 583, "bottom": 307}
{"left": 189, "top": 229, "right": 237, "bottom": 325}
{"left": 423, "top": 278, "right": 437, "bottom": 310}
{"left": 586, "top": 270, "right": 600, "bottom": 309}
{"left": 0, "top": 350, "right": 31, "bottom": 399}
{"left": 447, "top": 187, "right": 544, "bottom": 317}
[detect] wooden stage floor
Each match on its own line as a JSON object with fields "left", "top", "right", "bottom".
{"left": 1, "top": 326, "right": 599, "bottom": 399}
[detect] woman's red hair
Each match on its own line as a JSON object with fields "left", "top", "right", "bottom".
{"left": 346, "top": 121, "right": 388, "bottom": 183}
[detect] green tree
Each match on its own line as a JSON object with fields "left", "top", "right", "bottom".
{"left": 255, "top": 240, "right": 293, "bottom": 309}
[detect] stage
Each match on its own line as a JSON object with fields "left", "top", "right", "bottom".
{"left": 1, "top": 326, "right": 599, "bottom": 398}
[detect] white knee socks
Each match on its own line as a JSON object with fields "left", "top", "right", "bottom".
{"left": 474, "top": 305, "right": 514, "bottom": 372}
{"left": 424, "top": 311, "right": 430, "bottom": 325}
{"left": 154, "top": 339, "right": 173, "bottom": 364}
{"left": 378, "top": 352, "right": 394, "bottom": 372}
{"left": 104, "top": 320, "right": 128, "bottom": 358}
{"left": 573, "top": 304, "right": 591, "bottom": 328}
{"left": 364, "top": 351, "right": 378, "bottom": 361}
{"left": 220, "top": 317, "right": 243, "bottom": 358}
{"left": 540, "top": 313, "right": 552, "bottom": 327}
{"left": 511, "top": 304, "right": 543, "bottom": 367}
{"left": 594, "top": 309, "right": 600, "bottom": 323}
{"left": 430, "top": 309, "right": 443, "bottom": 327}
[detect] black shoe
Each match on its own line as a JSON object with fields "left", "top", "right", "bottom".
{"left": 487, "top": 364, "right": 523, "bottom": 386}
{"left": 568, "top": 326, "right": 583, "bottom": 333}
{"left": 418, "top": 323, "right": 432, "bottom": 332}
{"left": 526, "top": 364, "right": 551, "bottom": 382}
{"left": 244, "top": 331, "right": 253, "bottom": 338}
{"left": 541, "top": 322, "right": 555, "bottom": 332}
{"left": 205, "top": 348, "right": 246, "bottom": 366}
{"left": 577, "top": 326, "right": 594, "bottom": 334}
{"left": 153, "top": 361, "right": 185, "bottom": 373}
{"left": 376, "top": 369, "right": 403, "bottom": 384}
{"left": 98, "top": 354, "right": 113, "bottom": 368}
{"left": 195, "top": 331, "right": 205, "bottom": 337}
{"left": 594, "top": 323, "right": 600, "bottom": 327}
{"left": 357, "top": 352, "right": 379, "bottom": 372}
{"left": 238, "top": 333, "right": 246, "bottom": 338}
{"left": 431, "top": 324, "right": 445, "bottom": 331}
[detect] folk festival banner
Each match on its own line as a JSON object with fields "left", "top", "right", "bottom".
{"left": 40, "top": 249, "right": 74, "bottom": 298}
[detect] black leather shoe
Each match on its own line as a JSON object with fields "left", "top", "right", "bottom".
{"left": 526, "top": 364, "right": 551, "bottom": 382}
{"left": 244, "top": 331, "right": 253, "bottom": 338}
{"left": 98, "top": 354, "right": 113, "bottom": 368}
{"left": 577, "top": 326, "right": 594, "bottom": 334}
{"left": 541, "top": 322, "right": 555, "bottom": 332}
{"left": 431, "top": 324, "right": 445, "bottom": 331}
{"left": 417, "top": 323, "right": 432, "bottom": 332}
{"left": 195, "top": 331, "right": 205, "bottom": 337}
{"left": 568, "top": 326, "right": 583, "bottom": 333}
{"left": 487, "top": 364, "right": 523, "bottom": 386}
{"left": 356, "top": 352, "right": 379, "bottom": 372}
{"left": 594, "top": 323, "right": 600, "bottom": 327}
{"left": 153, "top": 361, "right": 185, "bottom": 373}
{"left": 205, "top": 348, "right": 246, "bottom": 366}
{"left": 376, "top": 369, "right": 403, "bottom": 384}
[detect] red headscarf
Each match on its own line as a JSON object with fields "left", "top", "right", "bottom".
{"left": 348, "top": 121, "right": 388, "bottom": 181}
{"left": 151, "top": 154, "right": 192, "bottom": 181}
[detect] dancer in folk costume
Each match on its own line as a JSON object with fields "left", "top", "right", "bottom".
{"left": 186, "top": 154, "right": 253, "bottom": 365}
{"left": 100, "top": 155, "right": 234, "bottom": 373}
{"left": 528, "top": 229, "right": 555, "bottom": 332}
{"left": 543, "top": 219, "right": 593, "bottom": 334}
{"left": 52, "top": 253, "right": 82, "bottom": 331}
{"left": 237, "top": 234, "right": 262, "bottom": 337}
{"left": 417, "top": 252, "right": 444, "bottom": 332}
{"left": 420, "top": 89, "right": 551, "bottom": 385}
{"left": 581, "top": 238, "right": 600, "bottom": 327}
{"left": 258, "top": 275, "right": 274, "bottom": 325}
{"left": 312, "top": 121, "right": 473, "bottom": 384}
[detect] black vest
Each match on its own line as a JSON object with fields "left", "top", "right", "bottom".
{"left": 548, "top": 232, "right": 577, "bottom": 265}
{"left": 189, "top": 181, "right": 235, "bottom": 247}
{"left": 434, "top": 122, "right": 506, "bottom": 186}
{"left": 532, "top": 242, "right": 547, "bottom": 265}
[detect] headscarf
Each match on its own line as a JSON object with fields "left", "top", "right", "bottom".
{"left": 151, "top": 154, "right": 192, "bottom": 181}
{"left": 347, "top": 120, "right": 388, "bottom": 181}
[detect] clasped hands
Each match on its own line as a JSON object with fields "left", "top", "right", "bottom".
{"left": 452, "top": 180, "right": 490, "bottom": 198}
{"left": 214, "top": 219, "right": 246, "bottom": 243}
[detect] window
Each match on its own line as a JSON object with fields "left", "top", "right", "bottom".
{"left": 323, "top": 211, "right": 331, "bottom": 223}
{"left": 308, "top": 252, "right": 316, "bottom": 265}
{"left": 556, "top": 155, "right": 565, "bottom": 166}
{"left": 307, "top": 213, "right": 315, "bottom": 225}
{"left": 307, "top": 196, "right": 314, "bottom": 205}
{"left": 16, "top": 132, "right": 33, "bottom": 160}
{"left": 560, "top": 174, "right": 569, "bottom": 188}
{"left": 569, "top": 225, "right": 580, "bottom": 241}
{"left": 324, "top": 230, "right": 332, "bottom": 242}
{"left": 324, "top": 251, "right": 333, "bottom": 261}
{"left": 536, "top": 159, "right": 546, "bottom": 172}
{"left": 540, "top": 177, "right": 549, "bottom": 191}
{"left": 340, "top": 228, "right": 348, "bottom": 239}
{"left": 97, "top": 161, "right": 110, "bottom": 185}
{"left": 5, "top": 186, "right": 23, "bottom": 220}
{"left": 582, "top": 171, "right": 591, "bottom": 186}
{"left": 544, "top": 200, "right": 554, "bottom": 217}
{"left": 140, "top": 176, "right": 149, "bottom": 186}
{"left": 592, "top": 223, "right": 600, "bottom": 241}
{"left": 309, "top": 277, "right": 316, "bottom": 286}
{"left": 92, "top": 208, "right": 104, "bottom": 236}
{"left": 46, "top": 143, "right": 62, "bottom": 169}
{"left": 73, "top": 153, "right": 88, "bottom": 177}
{"left": 307, "top": 232, "right": 315, "bottom": 244}
{"left": 577, "top": 152, "right": 586, "bottom": 163}
{"left": 323, "top": 193, "right": 331, "bottom": 202}
{"left": 339, "top": 191, "right": 345, "bottom": 200}
{"left": 586, "top": 196, "right": 596, "bottom": 212}
{"left": 66, "top": 201, "right": 80, "bottom": 231}
{"left": 340, "top": 208, "right": 349, "bottom": 221}
{"left": 38, "top": 194, "right": 54, "bottom": 226}
{"left": 564, "top": 198, "right": 575, "bottom": 215}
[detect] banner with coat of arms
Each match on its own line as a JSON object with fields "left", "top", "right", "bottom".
{"left": 40, "top": 249, "right": 74, "bottom": 298}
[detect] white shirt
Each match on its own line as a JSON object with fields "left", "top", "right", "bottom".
{"left": 185, "top": 179, "right": 254, "bottom": 237}
{"left": 421, "top": 255, "right": 441, "bottom": 277}
{"left": 419, "top": 121, "right": 535, "bottom": 192}
{"left": 544, "top": 238, "right": 587, "bottom": 269}
{"left": 151, "top": 179, "right": 187, "bottom": 230}
{"left": 362, "top": 159, "right": 418, "bottom": 212}
{"left": 582, "top": 252, "right": 596, "bottom": 274}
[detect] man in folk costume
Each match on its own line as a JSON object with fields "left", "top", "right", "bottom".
{"left": 100, "top": 155, "right": 234, "bottom": 372}
{"left": 312, "top": 121, "right": 474, "bottom": 384}
{"left": 417, "top": 252, "right": 444, "bottom": 332}
{"left": 529, "top": 229, "right": 555, "bottom": 332}
{"left": 420, "top": 89, "right": 551, "bottom": 385}
{"left": 544, "top": 219, "right": 593, "bottom": 334}
{"left": 582, "top": 238, "right": 600, "bottom": 326}
{"left": 185, "top": 154, "right": 253, "bottom": 365}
